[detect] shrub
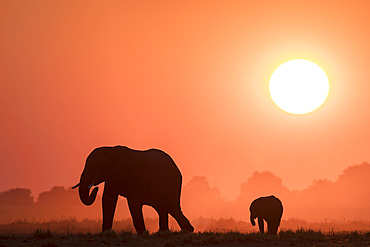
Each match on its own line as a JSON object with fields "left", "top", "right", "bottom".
{"left": 32, "top": 229, "right": 53, "bottom": 239}
{"left": 40, "top": 240, "right": 58, "bottom": 247}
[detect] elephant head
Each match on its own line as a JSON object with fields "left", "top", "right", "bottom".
{"left": 72, "top": 152, "right": 108, "bottom": 205}
{"left": 249, "top": 201, "right": 259, "bottom": 226}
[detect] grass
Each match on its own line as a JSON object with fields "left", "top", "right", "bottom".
{"left": 0, "top": 229, "right": 368, "bottom": 246}
{"left": 39, "top": 241, "right": 58, "bottom": 247}
{"left": 0, "top": 219, "right": 369, "bottom": 246}
{"left": 32, "top": 229, "right": 53, "bottom": 239}
{"left": 279, "top": 227, "right": 325, "bottom": 241}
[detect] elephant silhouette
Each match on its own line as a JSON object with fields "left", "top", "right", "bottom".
{"left": 249, "top": 195, "right": 283, "bottom": 234}
{"left": 72, "top": 146, "right": 194, "bottom": 234}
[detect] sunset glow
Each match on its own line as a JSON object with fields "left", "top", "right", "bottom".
{"left": 1, "top": 1, "right": 370, "bottom": 232}
{"left": 269, "top": 59, "right": 329, "bottom": 114}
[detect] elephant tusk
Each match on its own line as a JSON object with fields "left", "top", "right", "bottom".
{"left": 72, "top": 183, "right": 80, "bottom": 189}
{"left": 88, "top": 182, "right": 95, "bottom": 188}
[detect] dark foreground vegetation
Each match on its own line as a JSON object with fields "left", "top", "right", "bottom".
{"left": 0, "top": 228, "right": 369, "bottom": 247}
{"left": 1, "top": 217, "right": 369, "bottom": 234}
{"left": 0, "top": 219, "right": 369, "bottom": 246}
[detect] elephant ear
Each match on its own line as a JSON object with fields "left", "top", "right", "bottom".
{"left": 91, "top": 147, "right": 135, "bottom": 183}
{"left": 106, "top": 155, "right": 135, "bottom": 183}
{"left": 86, "top": 154, "right": 111, "bottom": 179}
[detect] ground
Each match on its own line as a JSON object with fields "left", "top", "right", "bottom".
{"left": 0, "top": 230, "right": 369, "bottom": 247}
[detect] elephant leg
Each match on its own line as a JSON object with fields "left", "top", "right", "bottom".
{"left": 258, "top": 217, "right": 264, "bottom": 233}
{"left": 102, "top": 186, "right": 118, "bottom": 231}
{"left": 170, "top": 207, "right": 194, "bottom": 232}
{"left": 268, "top": 218, "right": 281, "bottom": 235}
{"left": 157, "top": 208, "right": 169, "bottom": 231}
{"left": 128, "top": 199, "right": 146, "bottom": 234}
{"left": 267, "top": 221, "right": 278, "bottom": 235}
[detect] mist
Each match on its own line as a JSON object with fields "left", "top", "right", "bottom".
{"left": 0, "top": 163, "right": 369, "bottom": 228}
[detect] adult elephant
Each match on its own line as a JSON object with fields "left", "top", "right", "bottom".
{"left": 249, "top": 195, "right": 283, "bottom": 235}
{"left": 72, "top": 146, "right": 194, "bottom": 234}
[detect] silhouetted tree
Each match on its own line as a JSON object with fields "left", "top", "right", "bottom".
{"left": 238, "top": 171, "right": 290, "bottom": 199}
{"left": 234, "top": 171, "right": 289, "bottom": 218}
{"left": 0, "top": 188, "right": 34, "bottom": 207}
{"left": 37, "top": 186, "right": 80, "bottom": 208}
{"left": 182, "top": 176, "right": 232, "bottom": 218}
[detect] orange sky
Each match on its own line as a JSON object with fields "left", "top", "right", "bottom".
{"left": 1, "top": 1, "right": 370, "bottom": 200}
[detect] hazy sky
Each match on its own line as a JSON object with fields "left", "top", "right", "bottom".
{"left": 1, "top": 1, "right": 370, "bottom": 200}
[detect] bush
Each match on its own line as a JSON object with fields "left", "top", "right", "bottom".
{"left": 40, "top": 240, "right": 58, "bottom": 247}
{"left": 32, "top": 229, "right": 53, "bottom": 239}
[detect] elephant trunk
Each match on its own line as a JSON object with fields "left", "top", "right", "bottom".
{"left": 78, "top": 183, "right": 99, "bottom": 206}
{"left": 250, "top": 214, "right": 256, "bottom": 226}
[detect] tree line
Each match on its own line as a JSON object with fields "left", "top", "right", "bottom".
{"left": 0, "top": 163, "right": 369, "bottom": 223}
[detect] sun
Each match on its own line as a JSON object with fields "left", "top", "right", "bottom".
{"left": 269, "top": 59, "right": 329, "bottom": 114}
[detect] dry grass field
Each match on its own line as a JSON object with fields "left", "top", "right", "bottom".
{"left": 0, "top": 228, "right": 369, "bottom": 247}
{"left": 0, "top": 218, "right": 369, "bottom": 246}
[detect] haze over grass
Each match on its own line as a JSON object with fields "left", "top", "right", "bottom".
{"left": 0, "top": 163, "right": 369, "bottom": 227}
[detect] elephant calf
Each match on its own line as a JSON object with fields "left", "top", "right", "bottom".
{"left": 72, "top": 146, "right": 194, "bottom": 234}
{"left": 250, "top": 195, "right": 283, "bottom": 234}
